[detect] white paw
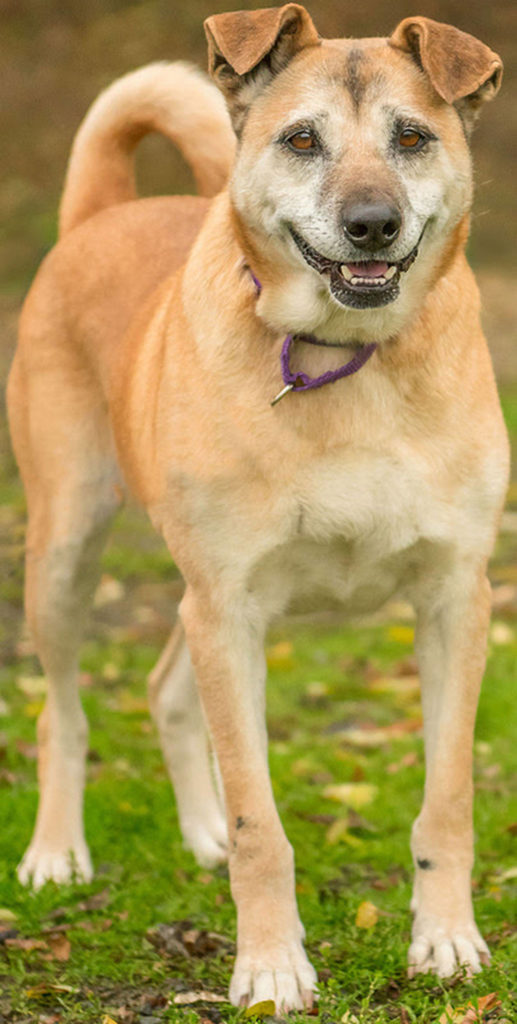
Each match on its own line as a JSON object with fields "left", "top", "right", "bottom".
{"left": 229, "top": 944, "right": 317, "bottom": 1012}
{"left": 408, "top": 918, "right": 490, "bottom": 978}
{"left": 17, "top": 841, "right": 93, "bottom": 890}
{"left": 182, "top": 815, "right": 228, "bottom": 868}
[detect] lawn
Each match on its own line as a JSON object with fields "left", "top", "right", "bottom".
{"left": 0, "top": 385, "right": 515, "bottom": 1024}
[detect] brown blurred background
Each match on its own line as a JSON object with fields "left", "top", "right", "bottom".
{"left": 0, "top": 0, "right": 516, "bottom": 374}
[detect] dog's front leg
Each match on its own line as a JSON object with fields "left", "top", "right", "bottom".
{"left": 180, "top": 586, "right": 317, "bottom": 1012}
{"left": 410, "top": 568, "right": 492, "bottom": 978}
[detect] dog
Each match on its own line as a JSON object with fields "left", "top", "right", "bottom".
{"left": 7, "top": 4, "right": 508, "bottom": 1013}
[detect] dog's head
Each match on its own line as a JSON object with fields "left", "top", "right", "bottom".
{"left": 204, "top": 5, "right": 502, "bottom": 343}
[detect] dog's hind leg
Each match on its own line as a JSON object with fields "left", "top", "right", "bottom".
{"left": 148, "top": 622, "right": 228, "bottom": 867}
{"left": 7, "top": 351, "right": 121, "bottom": 888}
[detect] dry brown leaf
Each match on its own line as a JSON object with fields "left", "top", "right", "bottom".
{"left": 76, "top": 886, "right": 110, "bottom": 912}
{"left": 173, "top": 991, "right": 227, "bottom": 1005}
{"left": 5, "top": 936, "right": 48, "bottom": 952}
{"left": 439, "top": 992, "right": 501, "bottom": 1024}
{"left": 47, "top": 933, "right": 71, "bottom": 961}
{"left": 355, "top": 900, "right": 379, "bottom": 928}
{"left": 26, "top": 982, "right": 78, "bottom": 997}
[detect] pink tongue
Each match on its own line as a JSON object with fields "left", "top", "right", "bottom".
{"left": 346, "top": 261, "right": 389, "bottom": 278}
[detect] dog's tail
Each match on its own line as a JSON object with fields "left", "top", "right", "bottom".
{"left": 58, "top": 62, "right": 235, "bottom": 237}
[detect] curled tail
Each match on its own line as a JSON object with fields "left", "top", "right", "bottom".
{"left": 59, "top": 61, "right": 235, "bottom": 237}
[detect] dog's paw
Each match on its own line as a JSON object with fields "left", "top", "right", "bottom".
{"left": 408, "top": 918, "right": 490, "bottom": 978}
{"left": 183, "top": 815, "right": 228, "bottom": 869}
{"left": 17, "top": 842, "right": 93, "bottom": 890}
{"left": 229, "top": 944, "right": 317, "bottom": 1013}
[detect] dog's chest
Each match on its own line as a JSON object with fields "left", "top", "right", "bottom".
{"left": 248, "top": 446, "right": 451, "bottom": 615}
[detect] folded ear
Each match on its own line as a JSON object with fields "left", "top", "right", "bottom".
{"left": 204, "top": 4, "right": 319, "bottom": 132}
{"left": 390, "top": 16, "right": 502, "bottom": 128}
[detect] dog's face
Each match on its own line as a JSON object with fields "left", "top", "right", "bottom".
{"left": 205, "top": 6, "right": 501, "bottom": 343}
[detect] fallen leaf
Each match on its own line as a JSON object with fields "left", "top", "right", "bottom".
{"left": 245, "top": 1000, "right": 276, "bottom": 1018}
{"left": 368, "top": 675, "right": 420, "bottom": 700}
{"left": 23, "top": 700, "right": 45, "bottom": 718}
{"left": 439, "top": 992, "right": 501, "bottom": 1024}
{"left": 323, "top": 782, "right": 378, "bottom": 809}
{"left": 266, "top": 641, "right": 294, "bottom": 670}
{"left": 386, "top": 625, "right": 415, "bottom": 645}
{"left": 26, "top": 983, "right": 78, "bottom": 997}
{"left": 490, "top": 622, "right": 515, "bottom": 645}
{"left": 326, "top": 819, "right": 364, "bottom": 848}
{"left": 5, "top": 937, "right": 48, "bottom": 952}
{"left": 94, "top": 575, "right": 125, "bottom": 607}
{"left": 47, "top": 932, "right": 71, "bottom": 961}
{"left": 76, "top": 886, "right": 110, "bottom": 912}
{"left": 355, "top": 900, "right": 379, "bottom": 929}
{"left": 102, "top": 1017, "right": 120, "bottom": 1024}
{"left": 147, "top": 920, "right": 233, "bottom": 959}
{"left": 492, "top": 866, "right": 517, "bottom": 884}
{"left": 16, "top": 739, "right": 38, "bottom": 759}
{"left": 0, "top": 909, "right": 17, "bottom": 923}
{"left": 16, "top": 675, "right": 47, "bottom": 698}
{"left": 173, "top": 991, "right": 227, "bottom": 1005}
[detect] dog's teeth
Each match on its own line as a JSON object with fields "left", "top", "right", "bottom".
{"left": 384, "top": 265, "right": 397, "bottom": 280}
{"left": 340, "top": 265, "right": 354, "bottom": 281}
{"left": 351, "top": 276, "right": 387, "bottom": 287}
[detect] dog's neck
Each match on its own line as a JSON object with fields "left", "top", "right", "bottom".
{"left": 248, "top": 268, "right": 377, "bottom": 405}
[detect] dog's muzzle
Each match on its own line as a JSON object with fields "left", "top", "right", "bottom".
{"left": 289, "top": 225, "right": 425, "bottom": 310}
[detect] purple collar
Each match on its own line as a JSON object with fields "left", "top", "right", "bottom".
{"left": 248, "top": 270, "right": 377, "bottom": 406}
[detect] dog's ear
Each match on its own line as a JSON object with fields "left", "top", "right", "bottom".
{"left": 204, "top": 4, "right": 319, "bottom": 133}
{"left": 390, "top": 17, "right": 502, "bottom": 129}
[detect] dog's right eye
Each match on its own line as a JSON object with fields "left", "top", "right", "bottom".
{"left": 287, "top": 130, "right": 317, "bottom": 152}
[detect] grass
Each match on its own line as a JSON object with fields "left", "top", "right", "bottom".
{"left": 0, "top": 385, "right": 516, "bottom": 1022}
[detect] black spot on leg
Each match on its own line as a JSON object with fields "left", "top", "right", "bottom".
{"left": 417, "top": 857, "right": 435, "bottom": 870}
{"left": 236, "top": 816, "right": 246, "bottom": 830}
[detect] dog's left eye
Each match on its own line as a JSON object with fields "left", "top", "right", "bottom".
{"left": 287, "top": 130, "right": 317, "bottom": 152}
{"left": 398, "top": 128, "right": 427, "bottom": 150}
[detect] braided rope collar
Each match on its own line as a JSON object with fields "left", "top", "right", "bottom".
{"left": 249, "top": 270, "right": 377, "bottom": 406}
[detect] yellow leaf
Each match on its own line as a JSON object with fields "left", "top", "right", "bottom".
{"left": 23, "top": 700, "right": 45, "bottom": 718}
{"left": 266, "top": 641, "right": 294, "bottom": 670}
{"left": 323, "top": 782, "right": 378, "bottom": 809}
{"left": 439, "top": 1004, "right": 464, "bottom": 1024}
{"left": 16, "top": 675, "right": 47, "bottom": 697}
{"left": 490, "top": 621, "right": 515, "bottom": 646}
{"left": 387, "top": 625, "right": 415, "bottom": 645}
{"left": 326, "top": 819, "right": 364, "bottom": 848}
{"left": 305, "top": 681, "right": 329, "bottom": 699}
{"left": 245, "top": 1000, "right": 276, "bottom": 1017}
{"left": 369, "top": 675, "right": 420, "bottom": 702}
{"left": 102, "top": 1017, "right": 120, "bottom": 1024}
{"left": 0, "top": 909, "right": 17, "bottom": 922}
{"left": 355, "top": 900, "right": 378, "bottom": 929}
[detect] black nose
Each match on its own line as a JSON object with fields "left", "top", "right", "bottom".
{"left": 343, "top": 202, "right": 402, "bottom": 251}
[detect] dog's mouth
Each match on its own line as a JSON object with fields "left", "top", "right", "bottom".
{"left": 289, "top": 227, "right": 424, "bottom": 309}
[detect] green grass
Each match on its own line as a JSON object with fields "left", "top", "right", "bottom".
{"left": 0, "top": 396, "right": 516, "bottom": 1023}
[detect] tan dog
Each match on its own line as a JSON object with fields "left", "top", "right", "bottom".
{"left": 7, "top": 4, "right": 508, "bottom": 1013}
